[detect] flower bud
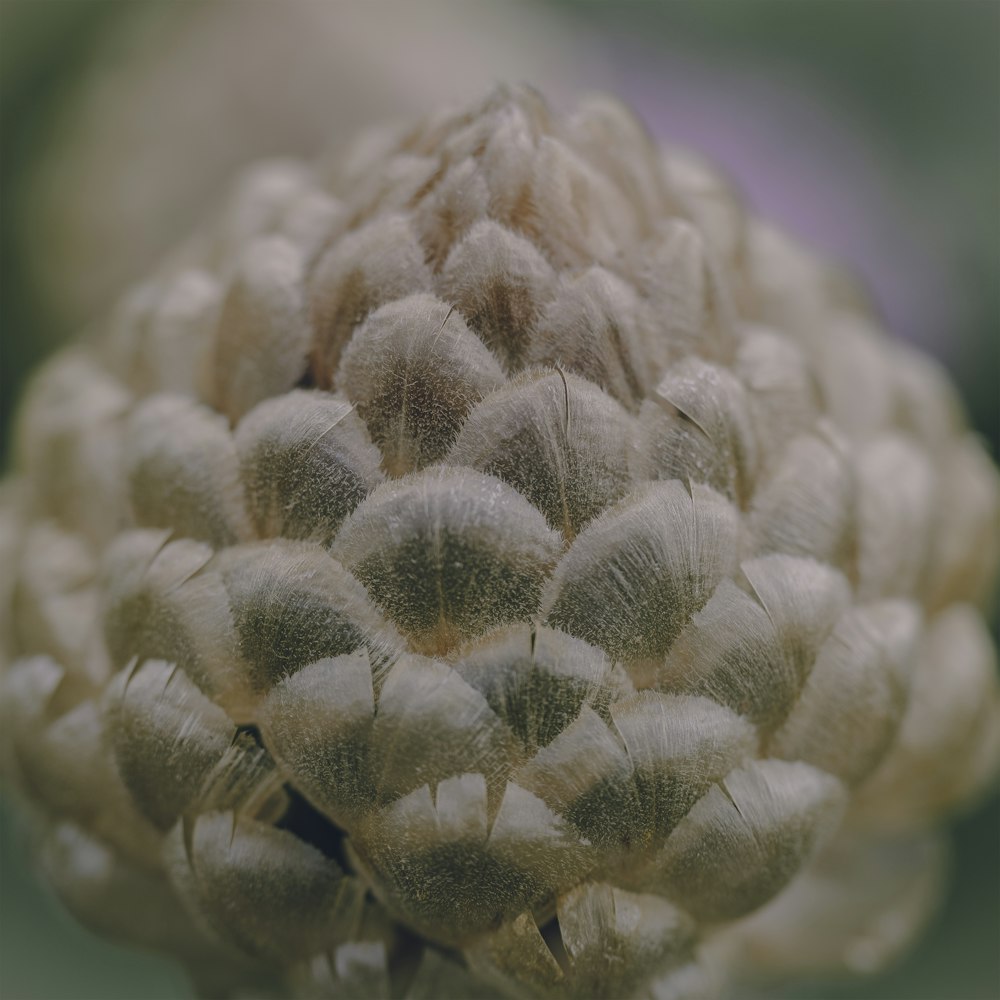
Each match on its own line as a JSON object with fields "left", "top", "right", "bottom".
{"left": 3, "top": 85, "right": 998, "bottom": 999}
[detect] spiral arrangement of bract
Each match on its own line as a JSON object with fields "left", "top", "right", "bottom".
{"left": 2, "top": 87, "right": 998, "bottom": 1000}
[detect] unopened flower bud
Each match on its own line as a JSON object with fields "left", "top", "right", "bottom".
{"left": 2, "top": 85, "right": 998, "bottom": 999}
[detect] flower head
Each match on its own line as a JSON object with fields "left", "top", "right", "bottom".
{"left": 2, "top": 86, "right": 999, "bottom": 999}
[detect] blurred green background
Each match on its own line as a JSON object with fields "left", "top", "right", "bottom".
{"left": 1, "top": 2, "right": 997, "bottom": 999}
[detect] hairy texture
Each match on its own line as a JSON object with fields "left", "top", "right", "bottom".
{"left": 2, "top": 87, "right": 999, "bottom": 1000}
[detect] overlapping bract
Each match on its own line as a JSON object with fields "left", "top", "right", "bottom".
{"left": 2, "top": 87, "right": 999, "bottom": 999}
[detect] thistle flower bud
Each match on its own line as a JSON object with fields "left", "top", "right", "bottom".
{"left": 3, "top": 86, "right": 999, "bottom": 999}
